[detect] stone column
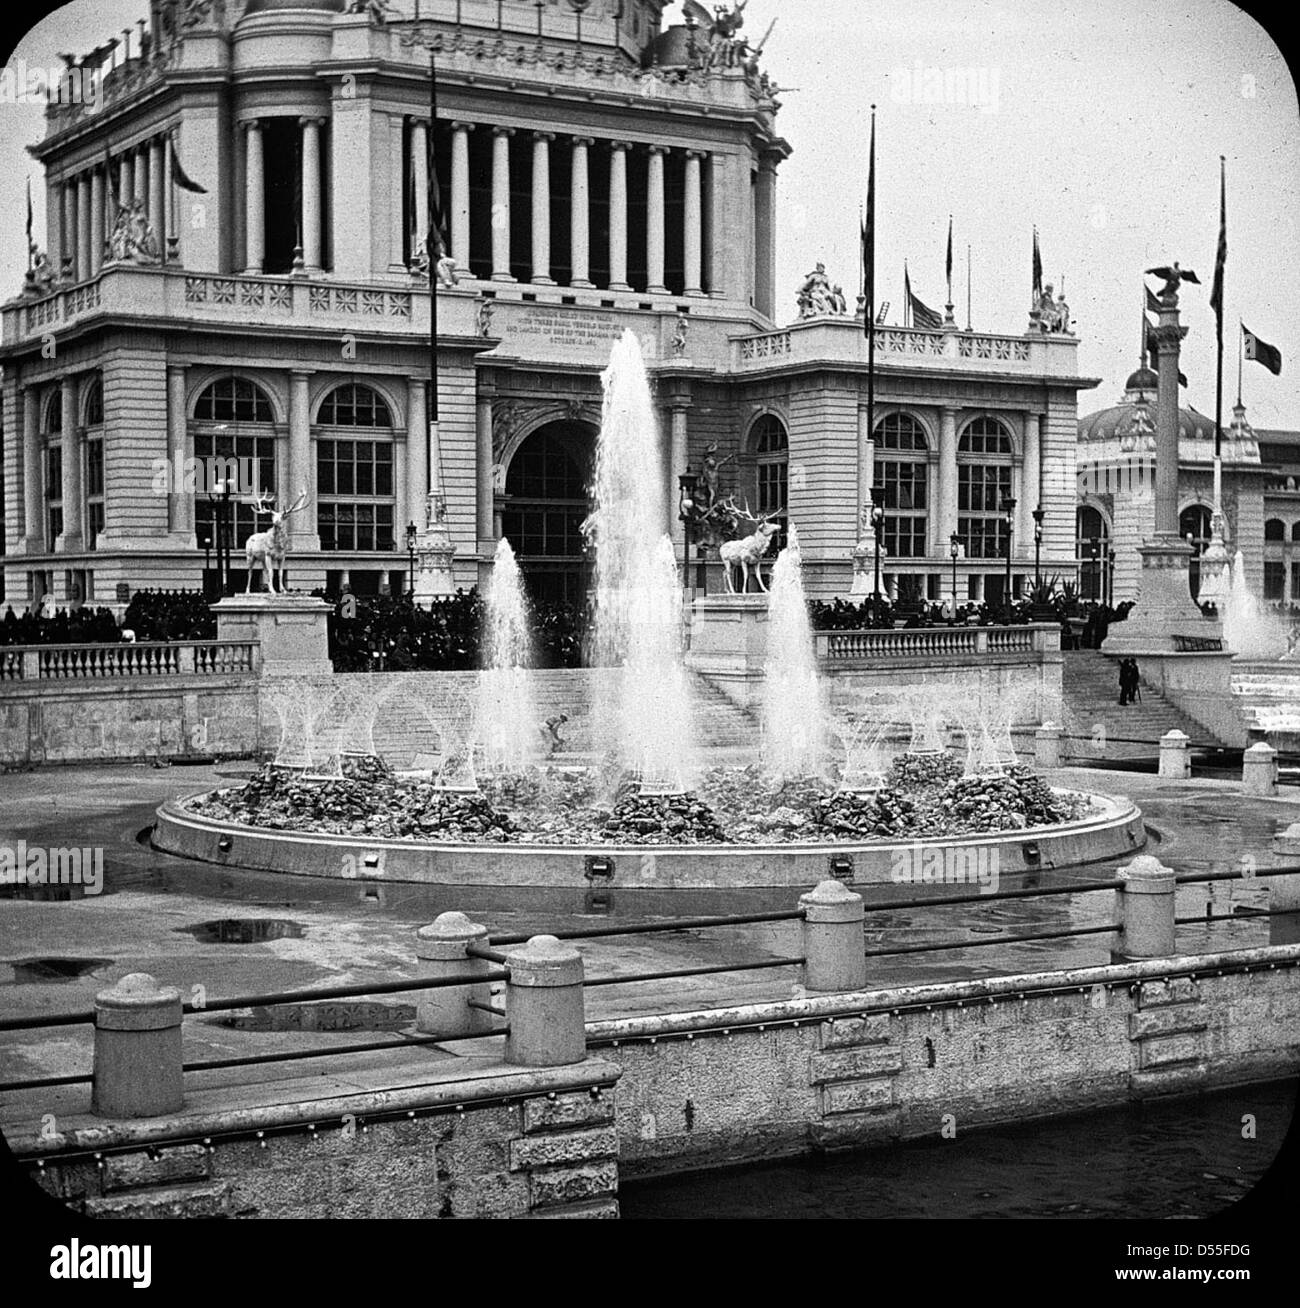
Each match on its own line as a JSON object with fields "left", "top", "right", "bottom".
{"left": 646, "top": 145, "right": 668, "bottom": 294}
{"left": 476, "top": 390, "right": 494, "bottom": 545}
{"left": 570, "top": 136, "right": 593, "bottom": 288}
{"left": 938, "top": 406, "right": 959, "bottom": 547}
{"left": 410, "top": 116, "right": 429, "bottom": 260}
{"left": 243, "top": 119, "right": 264, "bottom": 274}
{"left": 684, "top": 150, "right": 704, "bottom": 296}
{"left": 134, "top": 145, "right": 148, "bottom": 206}
{"left": 451, "top": 121, "right": 472, "bottom": 270}
{"left": 21, "top": 388, "right": 41, "bottom": 547}
{"left": 61, "top": 182, "right": 77, "bottom": 279}
{"left": 857, "top": 405, "right": 875, "bottom": 528}
{"left": 1021, "top": 411, "right": 1041, "bottom": 551}
{"left": 530, "top": 132, "right": 555, "bottom": 284}
{"left": 119, "top": 153, "right": 133, "bottom": 210}
{"left": 58, "top": 375, "right": 82, "bottom": 551}
{"left": 608, "top": 141, "right": 630, "bottom": 291}
{"left": 149, "top": 137, "right": 165, "bottom": 253}
{"left": 166, "top": 365, "right": 193, "bottom": 539}
{"left": 300, "top": 116, "right": 324, "bottom": 271}
{"left": 407, "top": 376, "right": 428, "bottom": 530}
{"left": 163, "top": 136, "right": 174, "bottom": 258}
{"left": 1153, "top": 298, "right": 1184, "bottom": 537}
{"left": 46, "top": 181, "right": 63, "bottom": 280}
{"left": 76, "top": 174, "right": 92, "bottom": 281}
{"left": 490, "top": 126, "right": 515, "bottom": 281}
{"left": 287, "top": 370, "right": 319, "bottom": 550}
{"left": 668, "top": 402, "right": 689, "bottom": 541}
{"left": 90, "top": 168, "right": 105, "bottom": 274}
{"left": 754, "top": 154, "right": 777, "bottom": 318}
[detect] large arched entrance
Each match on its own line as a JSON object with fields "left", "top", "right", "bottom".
{"left": 500, "top": 421, "right": 595, "bottom": 607}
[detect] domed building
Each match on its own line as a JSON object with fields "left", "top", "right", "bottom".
{"left": 1076, "top": 354, "right": 1275, "bottom": 604}
{"left": 3, "top": 0, "right": 1093, "bottom": 612}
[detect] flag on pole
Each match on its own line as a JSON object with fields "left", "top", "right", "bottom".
{"left": 1209, "top": 157, "right": 1227, "bottom": 324}
{"left": 427, "top": 120, "right": 447, "bottom": 261}
{"left": 25, "top": 177, "right": 34, "bottom": 255}
{"left": 1243, "top": 324, "right": 1282, "bottom": 375}
{"left": 907, "top": 274, "right": 942, "bottom": 329}
{"left": 1032, "top": 227, "right": 1042, "bottom": 301}
{"left": 861, "top": 109, "right": 875, "bottom": 337}
{"left": 169, "top": 133, "right": 207, "bottom": 193}
{"left": 1144, "top": 316, "right": 1188, "bottom": 385}
{"left": 1145, "top": 286, "right": 1162, "bottom": 315}
{"left": 945, "top": 214, "right": 953, "bottom": 300}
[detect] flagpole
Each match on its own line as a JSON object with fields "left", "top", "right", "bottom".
{"left": 966, "top": 243, "right": 971, "bottom": 331}
{"left": 852, "top": 105, "right": 878, "bottom": 597}
{"left": 1237, "top": 320, "right": 1243, "bottom": 407}
{"left": 1213, "top": 156, "right": 1225, "bottom": 521}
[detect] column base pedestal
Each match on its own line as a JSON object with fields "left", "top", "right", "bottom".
{"left": 683, "top": 594, "right": 769, "bottom": 711}
{"left": 1103, "top": 534, "right": 1219, "bottom": 654}
{"left": 212, "top": 593, "right": 333, "bottom": 676}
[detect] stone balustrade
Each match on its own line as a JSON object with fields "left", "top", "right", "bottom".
{"left": 0, "top": 640, "right": 259, "bottom": 682}
{"left": 815, "top": 623, "right": 1058, "bottom": 664}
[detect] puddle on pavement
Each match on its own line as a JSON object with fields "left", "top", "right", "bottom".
{"left": 176, "top": 918, "right": 305, "bottom": 944}
{"left": 0, "top": 880, "right": 107, "bottom": 901}
{"left": 0, "top": 956, "right": 112, "bottom": 984}
{"left": 213, "top": 1001, "right": 416, "bottom": 1032}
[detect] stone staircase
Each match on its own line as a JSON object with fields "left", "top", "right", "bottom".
{"left": 1058, "top": 649, "right": 1226, "bottom": 761}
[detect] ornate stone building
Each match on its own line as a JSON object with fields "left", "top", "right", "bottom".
{"left": 3, "top": 0, "right": 1092, "bottom": 611}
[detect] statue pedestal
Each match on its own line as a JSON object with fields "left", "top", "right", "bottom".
{"left": 1103, "top": 535, "right": 1218, "bottom": 654}
{"left": 414, "top": 495, "right": 458, "bottom": 602}
{"left": 684, "top": 594, "right": 769, "bottom": 710}
{"left": 212, "top": 594, "right": 333, "bottom": 677}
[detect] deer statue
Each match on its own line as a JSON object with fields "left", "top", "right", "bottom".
{"left": 718, "top": 503, "right": 781, "bottom": 594}
{"left": 244, "top": 488, "right": 309, "bottom": 595}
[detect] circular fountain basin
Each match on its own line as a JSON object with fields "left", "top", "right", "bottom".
{"left": 153, "top": 789, "right": 1145, "bottom": 889}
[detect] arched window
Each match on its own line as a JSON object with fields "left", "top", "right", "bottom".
{"left": 316, "top": 384, "right": 395, "bottom": 553}
{"left": 41, "top": 390, "right": 62, "bottom": 434}
{"left": 958, "top": 417, "right": 1014, "bottom": 559}
{"left": 750, "top": 414, "right": 788, "bottom": 551}
{"left": 194, "top": 376, "right": 274, "bottom": 424}
{"left": 1076, "top": 506, "right": 1111, "bottom": 601}
{"left": 192, "top": 376, "right": 278, "bottom": 560}
{"left": 1180, "top": 504, "right": 1212, "bottom": 601}
{"left": 83, "top": 377, "right": 104, "bottom": 549}
{"left": 871, "top": 413, "right": 929, "bottom": 558}
{"left": 1264, "top": 518, "right": 1286, "bottom": 542}
{"left": 41, "top": 390, "right": 62, "bottom": 549}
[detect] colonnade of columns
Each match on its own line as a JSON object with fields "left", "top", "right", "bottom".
{"left": 51, "top": 132, "right": 173, "bottom": 282}
{"left": 240, "top": 117, "right": 326, "bottom": 274}
{"left": 414, "top": 121, "right": 712, "bottom": 294}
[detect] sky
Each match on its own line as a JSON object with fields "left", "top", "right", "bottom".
{"left": 2, "top": 0, "right": 1298, "bottom": 426}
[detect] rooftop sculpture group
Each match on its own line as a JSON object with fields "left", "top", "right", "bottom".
{"left": 796, "top": 262, "right": 850, "bottom": 318}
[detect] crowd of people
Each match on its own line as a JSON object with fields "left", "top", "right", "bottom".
{"left": 0, "top": 590, "right": 217, "bottom": 645}
{"left": 325, "top": 589, "right": 586, "bottom": 672}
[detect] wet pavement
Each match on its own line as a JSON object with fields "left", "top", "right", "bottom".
{"left": 1, "top": 760, "right": 1297, "bottom": 1101}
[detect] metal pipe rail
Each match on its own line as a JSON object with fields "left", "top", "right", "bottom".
{"left": 584, "top": 957, "right": 807, "bottom": 987}
{"left": 862, "top": 922, "right": 1122, "bottom": 959}
{"left": 487, "top": 908, "right": 805, "bottom": 947}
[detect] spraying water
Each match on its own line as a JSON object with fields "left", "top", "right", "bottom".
{"left": 1222, "top": 551, "right": 1293, "bottom": 660}
{"left": 585, "top": 329, "right": 695, "bottom": 792}
{"left": 762, "top": 523, "right": 828, "bottom": 779}
{"left": 476, "top": 538, "right": 539, "bottom": 773}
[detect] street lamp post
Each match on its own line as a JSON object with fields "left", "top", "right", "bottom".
{"left": 1089, "top": 535, "right": 1101, "bottom": 603}
{"left": 871, "top": 504, "right": 885, "bottom": 617}
{"left": 1001, "top": 495, "right": 1017, "bottom": 623}
{"left": 677, "top": 472, "right": 699, "bottom": 602}
{"left": 949, "top": 532, "right": 960, "bottom": 625}
{"left": 405, "top": 521, "right": 418, "bottom": 596}
{"left": 1107, "top": 546, "right": 1116, "bottom": 607}
{"left": 208, "top": 478, "right": 234, "bottom": 596}
{"left": 1032, "top": 504, "right": 1044, "bottom": 590}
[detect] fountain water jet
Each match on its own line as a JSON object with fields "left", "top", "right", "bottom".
{"left": 1223, "top": 551, "right": 1294, "bottom": 660}
{"left": 585, "top": 329, "right": 695, "bottom": 793}
{"left": 476, "top": 538, "right": 540, "bottom": 773}
{"left": 762, "top": 523, "right": 828, "bottom": 779}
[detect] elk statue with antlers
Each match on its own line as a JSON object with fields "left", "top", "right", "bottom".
{"left": 244, "top": 489, "right": 309, "bottom": 595}
{"left": 713, "top": 497, "right": 781, "bottom": 594}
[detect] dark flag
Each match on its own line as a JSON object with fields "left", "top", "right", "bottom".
{"left": 1032, "top": 227, "right": 1042, "bottom": 301}
{"left": 1144, "top": 316, "right": 1188, "bottom": 385}
{"left": 862, "top": 109, "right": 875, "bottom": 337}
{"left": 169, "top": 133, "right": 207, "bottom": 194}
{"left": 1210, "top": 157, "right": 1226, "bottom": 324}
{"left": 1243, "top": 324, "right": 1282, "bottom": 375}
{"left": 1145, "top": 286, "right": 1162, "bottom": 315}
{"left": 945, "top": 214, "right": 953, "bottom": 301}
{"left": 906, "top": 268, "right": 942, "bottom": 329}
{"left": 25, "top": 177, "right": 34, "bottom": 256}
{"left": 427, "top": 118, "right": 447, "bottom": 261}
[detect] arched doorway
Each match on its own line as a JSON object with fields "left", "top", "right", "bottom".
{"left": 500, "top": 421, "right": 595, "bottom": 607}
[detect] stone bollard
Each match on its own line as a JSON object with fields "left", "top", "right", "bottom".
{"left": 504, "top": 936, "right": 586, "bottom": 1068}
{"left": 1114, "top": 854, "right": 1177, "bottom": 960}
{"left": 415, "top": 912, "right": 495, "bottom": 1037}
{"left": 1242, "top": 742, "right": 1278, "bottom": 796}
{"left": 1270, "top": 822, "right": 1300, "bottom": 945}
{"left": 1034, "top": 723, "right": 1063, "bottom": 770}
{"left": 92, "top": 974, "right": 184, "bottom": 1119}
{"left": 1158, "top": 730, "right": 1190, "bottom": 779}
{"left": 800, "top": 880, "right": 867, "bottom": 992}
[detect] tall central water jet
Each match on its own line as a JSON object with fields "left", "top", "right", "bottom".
{"left": 1223, "top": 551, "right": 1294, "bottom": 660}
{"left": 586, "top": 330, "right": 695, "bottom": 792}
{"left": 762, "top": 523, "right": 828, "bottom": 779}
{"left": 476, "top": 537, "right": 538, "bottom": 773}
